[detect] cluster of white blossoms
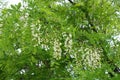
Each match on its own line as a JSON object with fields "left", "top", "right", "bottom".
{"left": 31, "top": 24, "right": 50, "bottom": 51}
{"left": 30, "top": 21, "right": 42, "bottom": 47}
{"left": 82, "top": 48, "right": 102, "bottom": 69}
{"left": 64, "top": 33, "right": 72, "bottom": 53}
{"left": 19, "top": 13, "right": 29, "bottom": 21}
{"left": 53, "top": 39, "right": 62, "bottom": 60}
{"left": 53, "top": 33, "right": 74, "bottom": 60}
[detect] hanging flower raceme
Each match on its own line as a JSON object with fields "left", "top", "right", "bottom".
{"left": 82, "top": 48, "right": 102, "bottom": 69}
{"left": 53, "top": 39, "right": 62, "bottom": 60}
{"left": 64, "top": 33, "right": 72, "bottom": 53}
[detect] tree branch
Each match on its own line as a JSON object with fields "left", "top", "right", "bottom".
{"left": 68, "top": 0, "right": 75, "bottom": 5}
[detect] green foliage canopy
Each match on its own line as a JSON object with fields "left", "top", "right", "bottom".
{"left": 0, "top": 0, "right": 120, "bottom": 80}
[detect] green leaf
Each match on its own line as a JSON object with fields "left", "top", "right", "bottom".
{"left": 17, "top": 2, "right": 21, "bottom": 9}
{"left": 11, "top": 5, "right": 16, "bottom": 9}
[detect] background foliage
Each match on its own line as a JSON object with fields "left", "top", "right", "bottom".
{"left": 0, "top": 0, "right": 120, "bottom": 80}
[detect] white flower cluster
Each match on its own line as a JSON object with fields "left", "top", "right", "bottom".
{"left": 41, "top": 44, "right": 49, "bottom": 51}
{"left": 31, "top": 24, "right": 50, "bottom": 51}
{"left": 64, "top": 34, "right": 72, "bottom": 52}
{"left": 19, "top": 13, "right": 29, "bottom": 21}
{"left": 31, "top": 23, "right": 42, "bottom": 47}
{"left": 20, "top": 69, "right": 26, "bottom": 74}
{"left": 66, "top": 64, "right": 74, "bottom": 76}
{"left": 82, "top": 48, "right": 102, "bottom": 69}
{"left": 36, "top": 61, "right": 43, "bottom": 68}
{"left": 53, "top": 39, "right": 62, "bottom": 60}
{"left": 16, "top": 48, "right": 22, "bottom": 55}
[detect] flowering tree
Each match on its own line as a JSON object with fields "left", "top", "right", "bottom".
{"left": 0, "top": 0, "right": 120, "bottom": 79}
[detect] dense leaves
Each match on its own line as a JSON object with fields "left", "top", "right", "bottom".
{"left": 0, "top": 0, "right": 120, "bottom": 80}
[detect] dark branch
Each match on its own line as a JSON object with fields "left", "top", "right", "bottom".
{"left": 68, "top": 0, "right": 75, "bottom": 5}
